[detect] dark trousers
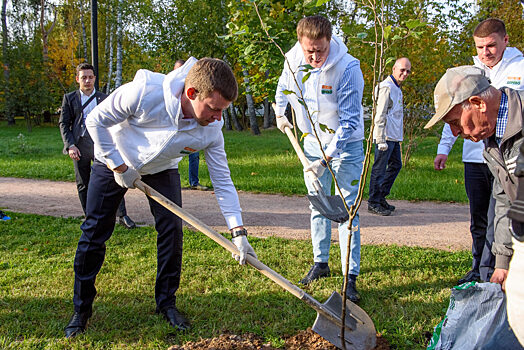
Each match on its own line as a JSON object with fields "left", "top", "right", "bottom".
{"left": 464, "top": 162, "right": 495, "bottom": 280}
{"left": 73, "top": 161, "right": 183, "bottom": 312}
{"left": 368, "top": 141, "right": 402, "bottom": 205}
{"left": 73, "top": 134, "right": 126, "bottom": 217}
{"left": 188, "top": 152, "right": 199, "bottom": 186}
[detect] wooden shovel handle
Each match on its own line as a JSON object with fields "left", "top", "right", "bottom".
{"left": 134, "top": 179, "right": 306, "bottom": 300}
{"left": 282, "top": 125, "right": 323, "bottom": 193}
{"left": 134, "top": 184, "right": 357, "bottom": 334}
{"left": 283, "top": 125, "right": 311, "bottom": 168}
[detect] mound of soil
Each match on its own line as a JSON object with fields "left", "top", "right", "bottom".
{"left": 167, "top": 328, "right": 390, "bottom": 349}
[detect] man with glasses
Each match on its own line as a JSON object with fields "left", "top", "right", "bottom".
{"left": 368, "top": 57, "right": 411, "bottom": 216}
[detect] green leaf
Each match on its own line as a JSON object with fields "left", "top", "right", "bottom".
{"left": 405, "top": 19, "right": 426, "bottom": 30}
{"left": 300, "top": 132, "right": 309, "bottom": 142}
{"left": 319, "top": 123, "right": 335, "bottom": 134}
{"left": 385, "top": 57, "right": 395, "bottom": 66}
{"left": 384, "top": 25, "right": 392, "bottom": 40}
{"left": 356, "top": 32, "right": 368, "bottom": 40}
{"left": 392, "top": 34, "right": 402, "bottom": 41}
{"left": 316, "top": 0, "right": 329, "bottom": 6}
{"left": 302, "top": 72, "right": 311, "bottom": 84}
{"left": 351, "top": 179, "right": 359, "bottom": 186}
{"left": 300, "top": 64, "right": 314, "bottom": 71}
{"left": 298, "top": 99, "right": 306, "bottom": 107}
{"left": 282, "top": 90, "right": 295, "bottom": 95}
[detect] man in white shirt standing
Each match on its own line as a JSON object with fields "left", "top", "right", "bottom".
{"left": 434, "top": 18, "right": 524, "bottom": 285}
{"left": 368, "top": 57, "right": 411, "bottom": 216}
{"left": 63, "top": 58, "right": 257, "bottom": 338}
{"left": 274, "top": 15, "right": 365, "bottom": 303}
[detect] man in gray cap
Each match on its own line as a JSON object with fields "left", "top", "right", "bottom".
{"left": 425, "top": 65, "right": 524, "bottom": 290}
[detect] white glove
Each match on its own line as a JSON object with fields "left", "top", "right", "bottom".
{"left": 232, "top": 235, "right": 257, "bottom": 265}
{"left": 276, "top": 115, "right": 293, "bottom": 133}
{"left": 377, "top": 143, "right": 388, "bottom": 152}
{"left": 114, "top": 166, "right": 141, "bottom": 189}
{"left": 305, "top": 159, "right": 327, "bottom": 178}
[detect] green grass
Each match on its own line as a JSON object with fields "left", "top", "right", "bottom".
{"left": 0, "top": 122, "right": 467, "bottom": 202}
{"left": 0, "top": 212, "right": 470, "bottom": 349}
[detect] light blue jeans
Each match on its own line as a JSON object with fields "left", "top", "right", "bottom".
{"left": 303, "top": 138, "right": 364, "bottom": 276}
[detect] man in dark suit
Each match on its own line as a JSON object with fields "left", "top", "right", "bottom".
{"left": 59, "top": 63, "right": 136, "bottom": 229}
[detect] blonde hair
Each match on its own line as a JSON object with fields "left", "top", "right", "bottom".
{"left": 297, "top": 15, "right": 332, "bottom": 42}
{"left": 185, "top": 58, "right": 238, "bottom": 101}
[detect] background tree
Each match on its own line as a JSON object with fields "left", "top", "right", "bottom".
{"left": 1, "top": 0, "right": 13, "bottom": 125}
{"left": 222, "top": 0, "right": 339, "bottom": 131}
{"left": 338, "top": 0, "right": 471, "bottom": 165}
{"left": 1, "top": 0, "right": 520, "bottom": 139}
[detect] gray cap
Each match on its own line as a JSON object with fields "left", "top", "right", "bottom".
{"left": 424, "top": 66, "right": 491, "bottom": 129}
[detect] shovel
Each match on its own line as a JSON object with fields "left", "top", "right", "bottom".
{"left": 281, "top": 124, "right": 349, "bottom": 223}
{"left": 134, "top": 179, "right": 376, "bottom": 349}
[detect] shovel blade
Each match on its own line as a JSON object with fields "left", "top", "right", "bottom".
{"left": 307, "top": 194, "right": 349, "bottom": 223}
{"left": 312, "top": 292, "right": 376, "bottom": 350}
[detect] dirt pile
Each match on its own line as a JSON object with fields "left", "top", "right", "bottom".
{"left": 167, "top": 328, "right": 390, "bottom": 349}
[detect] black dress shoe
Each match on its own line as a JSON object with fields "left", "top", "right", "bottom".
{"left": 381, "top": 199, "right": 395, "bottom": 211}
{"left": 368, "top": 203, "right": 392, "bottom": 216}
{"left": 298, "top": 264, "right": 330, "bottom": 285}
{"left": 157, "top": 306, "right": 191, "bottom": 331}
{"left": 64, "top": 309, "right": 92, "bottom": 338}
{"left": 118, "top": 215, "right": 136, "bottom": 229}
{"left": 344, "top": 281, "right": 361, "bottom": 303}
{"left": 190, "top": 183, "right": 211, "bottom": 191}
{"left": 458, "top": 269, "right": 481, "bottom": 285}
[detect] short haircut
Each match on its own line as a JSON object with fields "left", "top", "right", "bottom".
{"left": 174, "top": 59, "right": 186, "bottom": 67}
{"left": 461, "top": 86, "right": 496, "bottom": 110}
{"left": 76, "top": 62, "right": 95, "bottom": 76}
{"left": 473, "top": 18, "right": 506, "bottom": 38}
{"left": 185, "top": 58, "right": 238, "bottom": 102}
{"left": 297, "top": 15, "right": 332, "bottom": 42}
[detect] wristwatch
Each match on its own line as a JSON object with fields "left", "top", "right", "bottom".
{"left": 231, "top": 228, "right": 248, "bottom": 238}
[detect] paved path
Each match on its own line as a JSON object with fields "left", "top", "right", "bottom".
{"left": 0, "top": 177, "right": 472, "bottom": 251}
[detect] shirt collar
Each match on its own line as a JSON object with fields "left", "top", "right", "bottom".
{"left": 79, "top": 89, "right": 96, "bottom": 98}
{"left": 390, "top": 75, "right": 399, "bottom": 88}
{"left": 495, "top": 91, "right": 509, "bottom": 141}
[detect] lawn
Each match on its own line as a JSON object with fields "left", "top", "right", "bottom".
{"left": 0, "top": 122, "right": 471, "bottom": 349}
{"left": 0, "top": 122, "right": 467, "bottom": 202}
{"left": 0, "top": 212, "right": 470, "bottom": 349}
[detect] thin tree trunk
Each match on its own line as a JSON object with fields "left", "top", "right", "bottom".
{"left": 229, "top": 104, "right": 242, "bottom": 131}
{"left": 25, "top": 111, "right": 32, "bottom": 132}
{"left": 242, "top": 69, "right": 259, "bottom": 135}
{"left": 80, "top": 2, "right": 88, "bottom": 62}
{"left": 1, "top": 0, "right": 13, "bottom": 125}
{"left": 114, "top": 0, "right": 123, "bottom": 88}
{"left": 106, "top": 22, "right": 114, "bottom": 93}
{"left": 262, "top": 70, "right": 273, "bottom": 129}
{"left": 40, "top": 0, "right": 56, "bottom": 62}
{"left": 40, "top": 0, "right": 48, "bottom": 61}
{"left": 263, "top": 98, "right": 274, "bottom": 128}
{"left": 223, "top": 108, "right": 231, "bottom": 130}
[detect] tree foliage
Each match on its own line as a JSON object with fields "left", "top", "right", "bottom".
{"left": 0, "top": 0, "right": 520, "bottom": 133}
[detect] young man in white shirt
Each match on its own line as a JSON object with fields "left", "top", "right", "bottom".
{"left": 64, "top": 58, "right": 257, "bottom": 338}
{"left": 274, "top": 15, "right": 365, "bottom": 303}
